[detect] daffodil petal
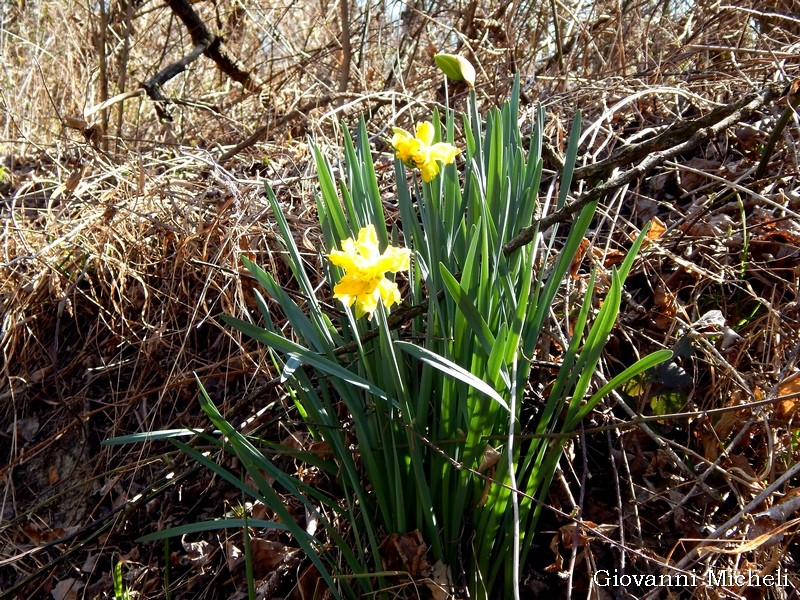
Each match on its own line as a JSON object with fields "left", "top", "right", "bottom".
{"left": 376, "top": 278, "right": 401, "bottom": 309}
{"left": 415, "top": 121, "right": 435, "bottom": 146}
{"left": 355, "top": 224, "right": 380, "bottom": 261}
{"left": 355, "top": 291, "right": 380, "bottom": 319}
{"left": 329, "top": 249, "right": 358, "bottom": 271}
{"left": 429, "top": 142, "right": 460, "bottom": 164}
{"left": 392, "top": 126, "right": 413, "bottom": 138}
{"left": 375, "top": 247, "right": 411, "bottom": 273}
{"left": 328, "top": 224, "right": 411, "bottom": 319}
{"left": 391, "top": 128, "right": 420, "bottom": 164}
{"left": 334, "top": 274, "right": 376, "bottom": 298}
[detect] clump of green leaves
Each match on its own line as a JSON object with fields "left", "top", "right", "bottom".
{"left": 113, "top": 559, "right": 131, "bottom": 600}
{"left": 223, "top": 76, "right": 668, "bottom": 598}
{"left": 109, "top": 75, "right": 670, "bottom": 599}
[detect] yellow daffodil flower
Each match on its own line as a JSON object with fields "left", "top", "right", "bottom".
{"left": 329, "top": 224, "right": 411, "bottom": 319}
{"left": 391, "top": 121, "right": 460, "bottom": 182}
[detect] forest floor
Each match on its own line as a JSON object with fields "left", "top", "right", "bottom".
{"left": 1, "top": 0, "right": 800, "bottom": 598}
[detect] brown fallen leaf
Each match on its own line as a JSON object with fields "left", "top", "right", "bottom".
{"left": 570, "top": 238, "right": 590, "bottom": 279}
{"left": 652, "top": 285, "right": 679, "bottom": 330}
{"left": 251, "top": 538, "right": 300, "bottom": 578}
{"left": 51, "top": 578, "right": 83, "bottom": 600}
{"left": 292, "top": 563, "right": 329, "bottom": 599}
{"left": 544, "top": 530, "right": 565, "bottom": 573}
{"left": 559, "top": 520, "right": 617, "bottom": 549}
{"left": 425, "top": 560, "right": 454, "bottom": 600}
{"left": 646, "top": 216, "right": 667, "bottom": 242}
{"left": 20, "top": 521, "right": 68, "bottom": 544}
{"left": 50, "top": 164, "right": 90, "bottom": 203}
{"left": 775, "top": 372, "right": 800, "bottom": 420}
{"left": 181, "top": 538, "right": 213, "bottom": 568}
{"left": 380, "top": 530, "right": 430, "bottom": 577}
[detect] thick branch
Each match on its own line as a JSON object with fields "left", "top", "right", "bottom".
{"left": 165, "top": 0, "right": 262, "bottom": 92}
{"left": 571, "top": 82, "right": 785, "bottom": 183}
{"left": 338, "top": 0, "right": 352, "bottom": 93}
{"left": 502, "top": 82, "right": 786, "bottom": 256}
{"left": 141, "top": 0, "right": 263, "bottom": 119}
{"left": 164, "top": 0, "right": 213, "bottom": 45}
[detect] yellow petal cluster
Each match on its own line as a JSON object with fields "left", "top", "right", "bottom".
{"left": 329, "top": 224, "right": 411, "bottom": 319}
{"left": 391, "top": 122, "right": 460, "bottom": 182}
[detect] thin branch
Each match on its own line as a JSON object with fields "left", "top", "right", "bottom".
{"left": 143, "top": 42, "right": 209, "bottom": 120}
{"left": 755, "top": 79, "right": 800, "bottom": 180}
{"left": 338, "top": 0, "right": 352, "bottom": 94}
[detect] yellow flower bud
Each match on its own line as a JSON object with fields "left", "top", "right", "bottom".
{"left": 434, "top": 53, "right": 476, "bottom": 88}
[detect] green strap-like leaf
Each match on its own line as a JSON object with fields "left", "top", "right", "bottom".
{"left": 395, "top": 341, "right": 509, "bottom": 412}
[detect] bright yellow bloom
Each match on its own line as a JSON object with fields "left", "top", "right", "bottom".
{"left": 391, "top": 121, "right": 460, "bottom": 182}
{"left": 329, "top": 224, "right": 411, "bottom": 319}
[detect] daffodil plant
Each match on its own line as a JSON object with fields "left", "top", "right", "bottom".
{"left": 116, "top": 68, "right": 670, "bottom": 600}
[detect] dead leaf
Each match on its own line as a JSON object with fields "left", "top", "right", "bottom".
{"left": 252, "top": 501, "right": 269, "bottom": 521}
{"left": 558, "top": 521, "right": 617, "bottom": 549}
{"left": 775, "top": 372, "right": 800, "bottom": 420}
{"left": 653, "top": 285, "right": 678, "bottom": 329}
{"left": 20, "top": 521, "right": 67, "bottom": 544}
{"left": 251, "top": 538, "right": 299, "bottom": 578}
{"left": 292, "top": 564, "right": 329, "bottom": 599}
{"left": 181, "top": 537, "right": 213, "bottom": 568}
{"left": 63, "top": 115, "right": 89, "bottom": 130}
{"left": 7, "top": 416, "right": 39, "bottom": 442}
{"left": 682, "top": 212, "right": 735, "bottom": 237}
{"left": 569, "top": 238, "right": 590, "bottom": 279}
{"left": 477, "top": 445, "right": 500, "bottom": 472}
{"left": 50, "top": 164, "right": 90, "bottom": 202}
{"left": 48, "top": 465, "right": 60, "bottom": 486}
{"left": 679, "top": 158, "right": 721, "bottom": 193}
{"left": 544, "top": 531, "right": 565, "bottom": 573}
{"left": 425, "top": 560, "right": 454, "bottom": 600}
{"left": 646, "top": 217, "right": 667, "bottom": 241}
{"left": 380, "top": 530, "right": 430, "bottom": 577}
{"left": 51, "top": 578, "right": 83, "bottom": 600}
{"left": 81, "top": 554, "right": 99, "bottom": 573}
{"left": 224, "top": 541, "right": 243, "bottom": 572}
{"left": 600, "top": 248, "right": 626, "bottom": 267}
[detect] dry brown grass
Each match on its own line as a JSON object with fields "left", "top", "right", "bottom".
{"left": 2, "top": 0, "right": 800, "bottom": 597}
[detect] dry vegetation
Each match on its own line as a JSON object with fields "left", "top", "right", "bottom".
{"left": 1, "top": 0, "right": 800, "bottom": 597}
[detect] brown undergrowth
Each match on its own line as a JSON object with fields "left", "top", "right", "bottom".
{"left": 2, "top": 0, "right": 800, "bottom": 597}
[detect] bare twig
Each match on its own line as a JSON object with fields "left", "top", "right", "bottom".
{"left": 338, "top": 0, "right": 352, "bottom": 94}
{"left": 218, "top": 92, "right": 395, "bottom": 163}
{"left": 755, "top": 79, "right": 800, "bottom": 180}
